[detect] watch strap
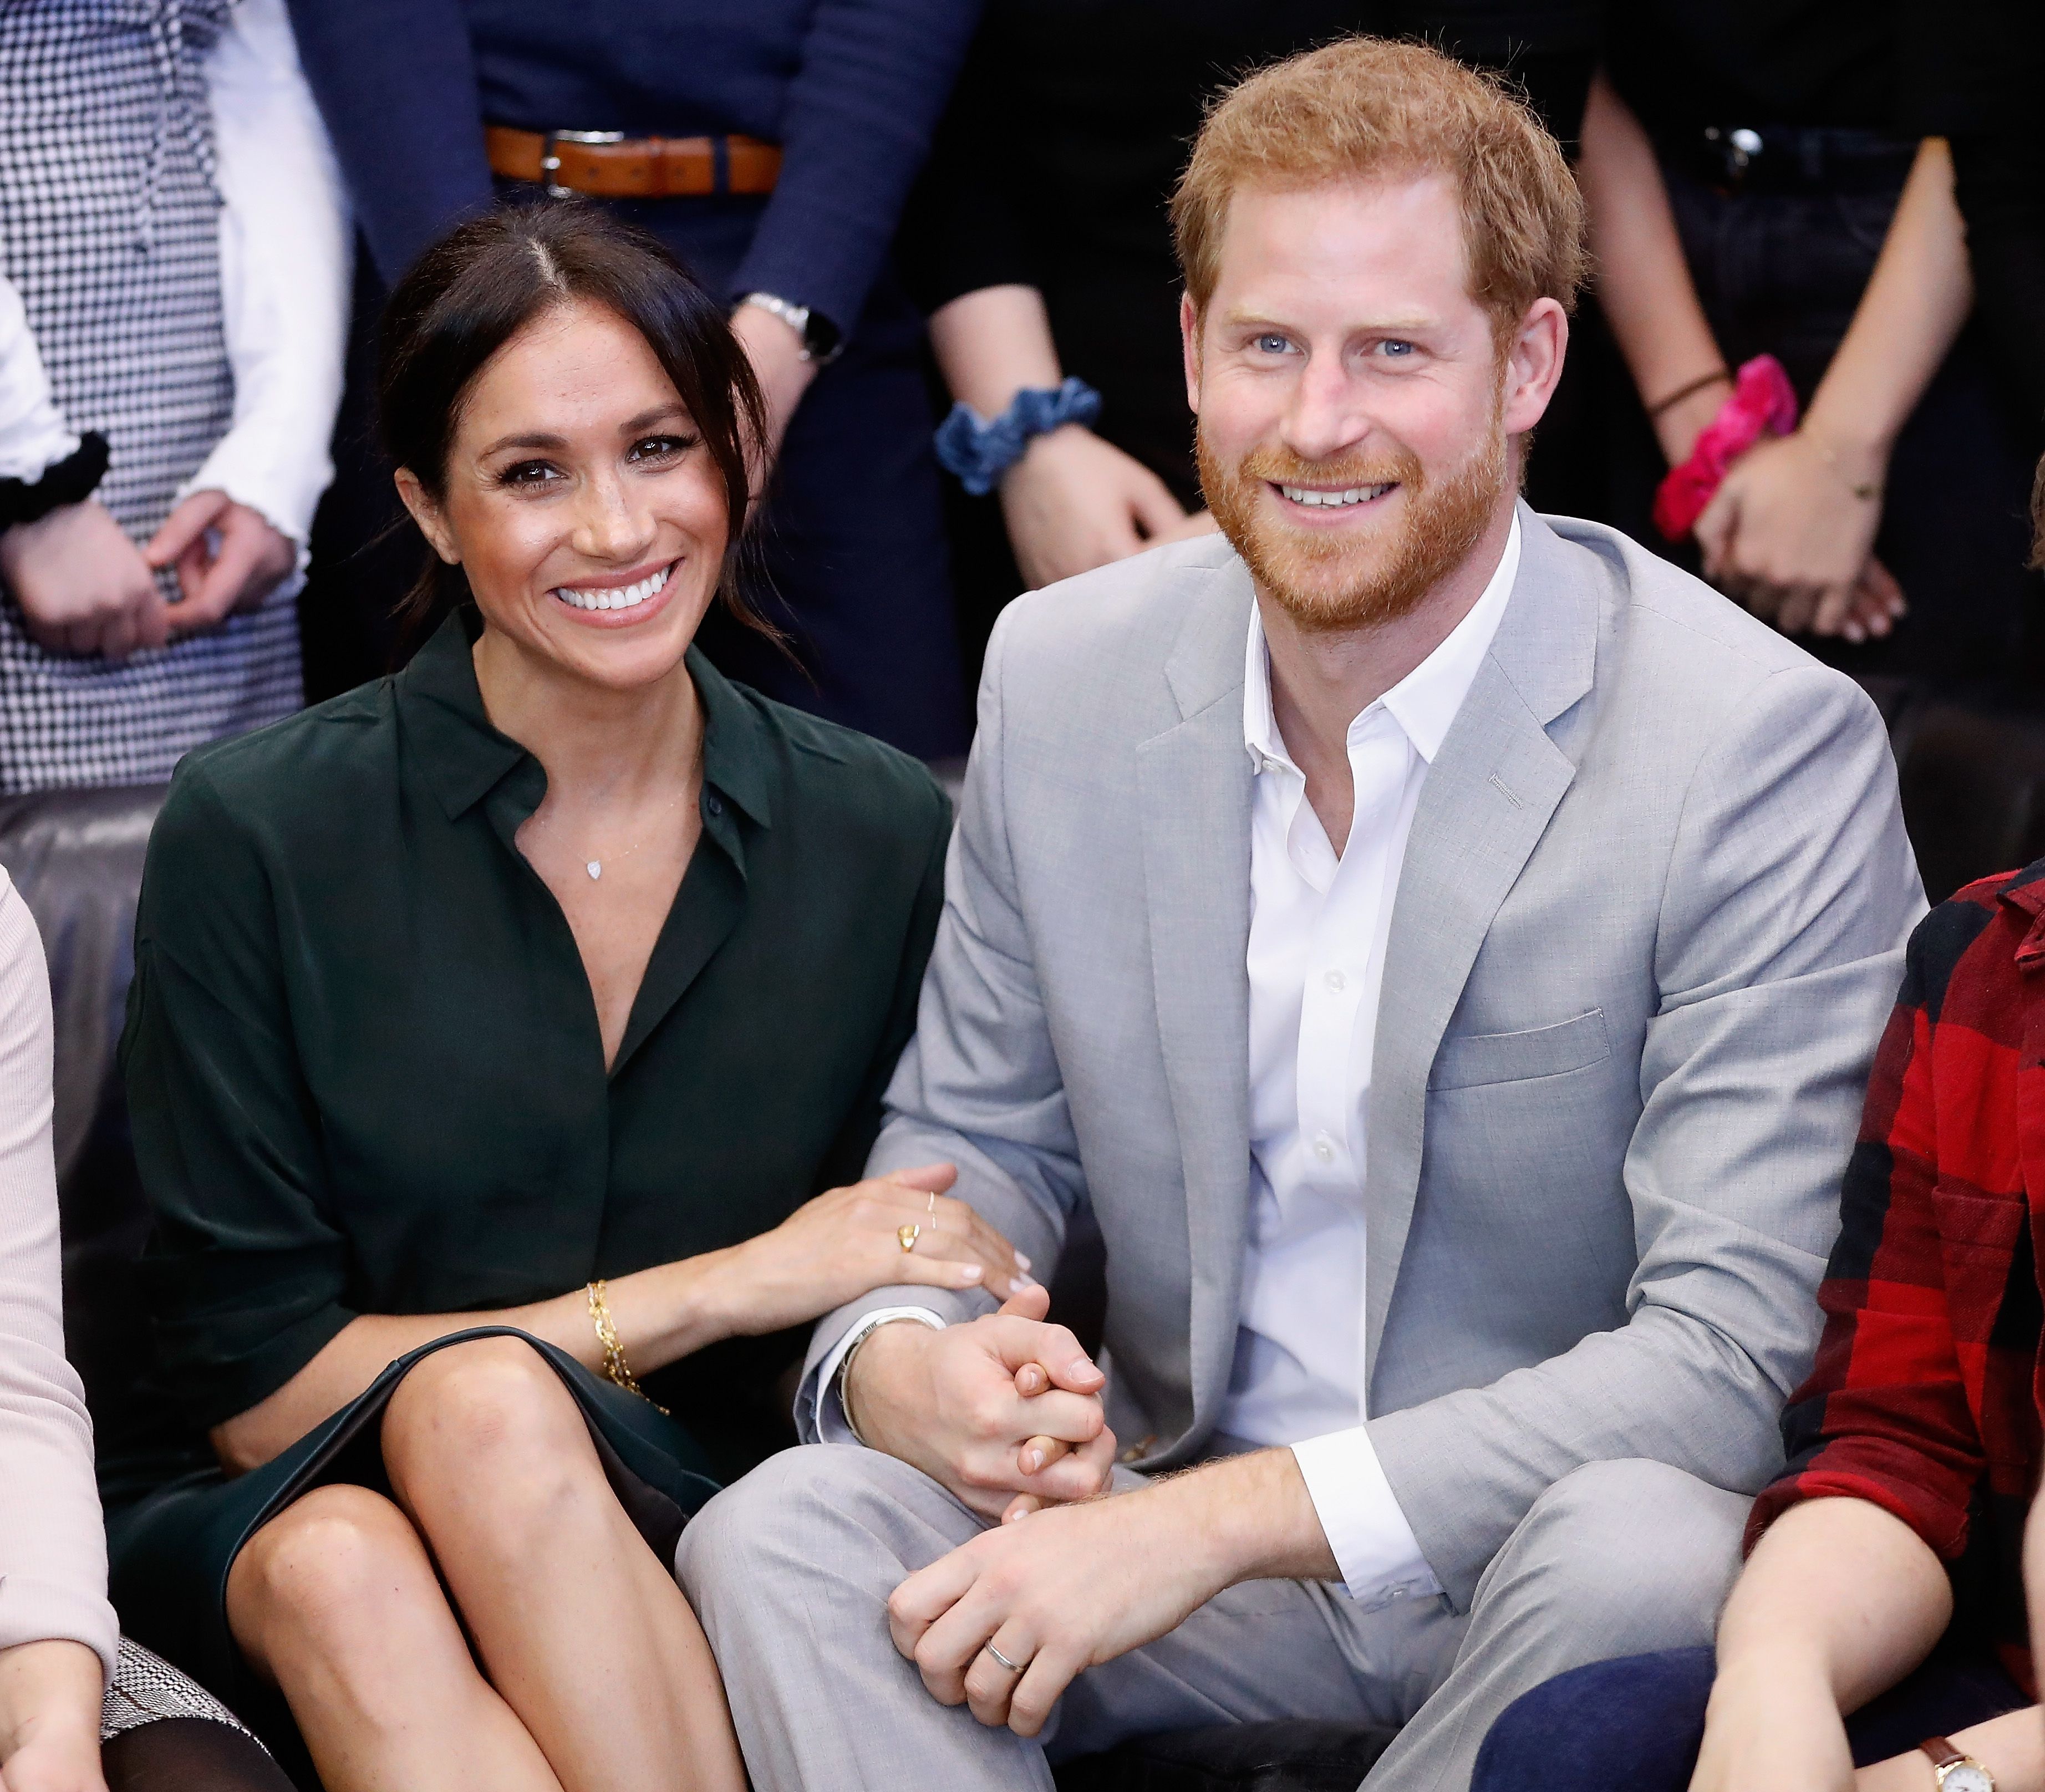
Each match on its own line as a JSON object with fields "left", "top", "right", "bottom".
{"left": 1921, "top": 1739, "right": 1966, "bottom": 1771}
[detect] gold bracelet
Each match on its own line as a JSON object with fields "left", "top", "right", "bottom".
{"left": 586, "top": 1280, "right": 668, "bottom": 1414}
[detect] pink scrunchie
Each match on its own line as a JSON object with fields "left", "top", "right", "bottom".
{"left": 1651, "top": 354, "right": 1799, "bottom": 542}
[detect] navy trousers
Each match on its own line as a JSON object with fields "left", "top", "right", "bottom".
{"left": 1471, "top": 1646, "right": 2029, "bottom": 1792}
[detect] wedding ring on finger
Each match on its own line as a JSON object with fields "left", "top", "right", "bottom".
{"left": 897, "top": 1222, "right": 922, "bottom": 1253}
{"left": 984, "top": 1642, "right": 1027, "bottom": 1674}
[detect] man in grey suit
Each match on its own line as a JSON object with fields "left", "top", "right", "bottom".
{"left": 677, "top": 36, "right": 1924, "bottom": 1792}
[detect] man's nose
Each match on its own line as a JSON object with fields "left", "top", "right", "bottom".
{"left": 1283, "top": 352, "right": 1371, "bottom": 465}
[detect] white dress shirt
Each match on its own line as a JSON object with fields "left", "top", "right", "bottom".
{"left": 0, "top": 0, "right": 349, "bottom": 555}
{"left": 818, "top": 520, "right": 1524, "bottom": 1602}
{"left": 1232, "top": 516, "right": 1519, "bottom": 1605}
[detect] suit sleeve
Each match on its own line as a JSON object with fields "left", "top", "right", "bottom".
{"left": 1746, "top": 907, "right": 1993, "bottom": 1560}
{"left": 281, "top": 0, "right": 494, "bottom": 288}
{"left": 730, "top": 0, "right": 984, "bottom": 335}
{"left": 1368, "top": 661, "right": 1926, "bottom": 1608}
{"left": 795, "top": 604, "right": 1087, "bottom": 1429}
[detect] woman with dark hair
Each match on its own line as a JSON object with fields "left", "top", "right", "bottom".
{"left": 104, "top": 202, "right": 1029, "bottom": 1791}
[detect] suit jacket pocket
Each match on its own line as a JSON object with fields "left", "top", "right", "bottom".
{"left": 1428, "top": 1008, "right": 1611, "bottom": 1091}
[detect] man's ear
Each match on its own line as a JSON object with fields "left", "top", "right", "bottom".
{"left": 393, "top": 466, "right": 461, "bottom": 567}
{"left": 1500, "top": 297, "right": 1569, "bottom": 439}
{"left": 1179, "top": 290, "right": 1202, "bottom": 416}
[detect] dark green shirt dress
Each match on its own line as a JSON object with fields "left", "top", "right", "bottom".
{"left": 105, "top": 610, "right": 950, "bottom": 1707}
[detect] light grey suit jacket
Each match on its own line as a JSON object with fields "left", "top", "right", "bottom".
{"left": 802, "top": 506, "right": 1925, "bottom": 1610}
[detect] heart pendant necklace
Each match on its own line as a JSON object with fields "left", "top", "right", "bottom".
{"left": 528, "top": 787, "right": 690, "bottom": 884}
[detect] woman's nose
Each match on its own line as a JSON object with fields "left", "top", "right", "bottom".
{"left": 571, "top": 474, "right": 655, "bottom": 561}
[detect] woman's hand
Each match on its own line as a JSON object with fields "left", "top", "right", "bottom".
{"left": 1688, "top": 1653, "right": 1856, "bottom": 1792}
{"left": 710, "top": 1164, "right": 1033, "bottom": 1337}
{"left": 0, "top": 501, "right": 168, "bottom": 659}
{"left": 143, "top": 491, "right": 297, "bottom": 634}
{"left": 0, "top": 1641, "right": 108, "bottom": 1792}
{"left": 1694, "top": 430, "right": 1901, "bottom": 639}
{"left": 999, "top": 426, "right": 1187, "bottom": 590}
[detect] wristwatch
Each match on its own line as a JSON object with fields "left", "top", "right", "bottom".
{"left": 1919, "top": 1737, "right": 1995, "bottom": 1792}
{"left": 737, "top": 291, "right": 844, "bottom": 365}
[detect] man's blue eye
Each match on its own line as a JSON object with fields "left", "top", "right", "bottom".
{"left": 1254, "top": 334, "right": 1290, "bottom": 354}
{"left": 1382, "top": 340, "right": 1415, "bottom": 357}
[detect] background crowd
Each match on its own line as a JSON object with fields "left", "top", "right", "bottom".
{"left": 0, "top": 0, "right": 2042, "bottom": 793}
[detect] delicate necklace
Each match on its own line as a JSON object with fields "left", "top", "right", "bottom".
{"left": 527, "top": 787, "right": 690, "bottom": 882}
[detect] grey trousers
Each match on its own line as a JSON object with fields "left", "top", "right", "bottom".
{"left": 676, "top": 1445, "right": 1748, "bottom": 1792}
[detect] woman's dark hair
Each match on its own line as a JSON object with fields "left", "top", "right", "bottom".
{"left": 376, "top": 199, "right": 774, "bottom": 641}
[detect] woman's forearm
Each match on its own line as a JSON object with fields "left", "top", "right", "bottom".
{"left": 1577, "top": 71, "right": 1729, "bottom": 462}
{"left": 1716, "top": 1497, "right": 1953, "bottom": 1706}
{"left": 1856, "top": 1707, "right": 2045, "bottom": 1792}
{"left": 1803, "top": 138, "right": 1972, "bottom": 464}
{"left": 208, "top": 1250, "right": 745, "bottom": 1474}
{"left": 927, "top": 284, "right": 1062, "bottom": 416}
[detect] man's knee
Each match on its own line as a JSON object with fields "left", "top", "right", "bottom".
{"left": 678, "top": 1444, "right": 971, "bottom": 1612}
{"left": 1482, "top": 1460, "right": 1748, "bottom": 1651}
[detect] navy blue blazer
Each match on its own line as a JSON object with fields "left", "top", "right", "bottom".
{"left": 285, "top": 0, "right": 982, "bottom": 335}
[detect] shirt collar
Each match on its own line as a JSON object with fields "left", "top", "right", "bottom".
{"left": 1243, "top": 511, "right": 1522, "bottom": 772}
{"left": 397, "top": 607, "right": 775, "bottom": 829}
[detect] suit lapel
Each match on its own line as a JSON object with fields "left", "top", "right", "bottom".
{"left": 1363, "top": 509, "right": 1599, "bottom": 1383}
{"left": 1137, "top": 562, "right": 1256, "bottom": 1434}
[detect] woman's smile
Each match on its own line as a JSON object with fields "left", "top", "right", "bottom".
{"left": 547, "top": 556, "right": 681, "bottom": 623}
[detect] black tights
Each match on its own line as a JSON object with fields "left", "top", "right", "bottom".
{"left": 102, "top": 1719, "right": 296, "bottom": 1792}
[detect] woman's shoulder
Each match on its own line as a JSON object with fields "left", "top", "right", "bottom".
{"left": 0, "top": 868, "right": 49, "bottom": 1036}
{"left": 149, "top": 679, "right": 401, "bottom": 870}
{"left": 1902, "top": 859, "right": 2045, "bottom": 1033}
{"left": 711, "top": 671, "right": 953, "bottom": 855}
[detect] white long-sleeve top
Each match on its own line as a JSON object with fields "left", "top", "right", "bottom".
{"left": 0, "top": 0, "right": 350, "bottom": 555}
{"left": 0, "top": 870, "right": 118, "bottom": 1682}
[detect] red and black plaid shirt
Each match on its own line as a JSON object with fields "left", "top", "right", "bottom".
{"left": 1748, "top": 863, "right": 2045, "bottom": 1693}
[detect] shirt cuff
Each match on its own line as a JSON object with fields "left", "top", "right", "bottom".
{"left": 1291, "top": 1426, "right": 1444, "bottom": 1608}
{"left": 811, "top": 1306, "right": 947, "bottom": 1444}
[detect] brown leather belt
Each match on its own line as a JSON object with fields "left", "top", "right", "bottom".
{"left": 485, "top": 125, "right": 782, "bottom": 198}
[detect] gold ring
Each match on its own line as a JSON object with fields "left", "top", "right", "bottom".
{"left": 898, "top": 1223, "right": 921, "bottom": 1253}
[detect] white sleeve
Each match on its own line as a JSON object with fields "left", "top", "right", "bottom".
{"left": 0, "top": 277, "right": 79, "bottom": 486}
{"left": 810, "top": 1306, "right": 947, "bottom": 1443}
{"left": 1291, "top": 1426, "right": 1444, "bottom": 1608}
{"left": 182, "top": 0, "right": 352, "bottom": 556}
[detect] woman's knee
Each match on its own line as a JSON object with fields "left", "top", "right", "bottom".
{"left": 382, "top": 1333, "right": 588, "bottom": 1479}
{"left": 228, "top": 1484, "right": 431, "bottom": 1659}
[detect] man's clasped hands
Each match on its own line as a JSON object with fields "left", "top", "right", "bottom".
{"left": 851, "top": 1226, "right": 1317, "bottom": 1740}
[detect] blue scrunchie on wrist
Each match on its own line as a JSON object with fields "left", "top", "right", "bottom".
{"left": 933, "top": 376, "right": 1105, "bottom": 496}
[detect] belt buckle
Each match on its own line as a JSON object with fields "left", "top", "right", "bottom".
{"left": 542, "top": 129, "right": 625, "bottom": 198}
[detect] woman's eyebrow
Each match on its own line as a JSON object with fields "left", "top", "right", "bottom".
{"left": 619, "top": 403, "right": 692, "bottom": 432}
{"left": 476, "top": 430, "right": 568, "bottom": 457}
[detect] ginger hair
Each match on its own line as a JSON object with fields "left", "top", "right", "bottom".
{"left": 1172, "top": 35, "right": 1588, "bottom": 337}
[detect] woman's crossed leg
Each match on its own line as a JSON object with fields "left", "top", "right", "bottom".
{"left": 227, "top": 1335, "right": 745, "bottom": 1792}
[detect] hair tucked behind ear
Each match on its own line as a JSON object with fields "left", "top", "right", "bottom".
{"left": 375, "top": 198, "right": 775, "bottom": 646}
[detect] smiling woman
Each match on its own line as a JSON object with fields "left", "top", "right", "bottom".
{"left": 102, "top": 203, "right": 1024, "bottom": 1792}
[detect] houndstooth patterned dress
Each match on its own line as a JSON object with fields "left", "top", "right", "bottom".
{"left": 0, "top": 0, "right": 302, "bottom": 793}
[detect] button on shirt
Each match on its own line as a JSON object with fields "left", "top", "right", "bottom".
{"left": 1225, "top": 516, "right": 1520, "bottom": 1605}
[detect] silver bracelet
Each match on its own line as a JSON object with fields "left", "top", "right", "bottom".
{"left": 834, "top": 1312, "right": 941, "bottom": 1447}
